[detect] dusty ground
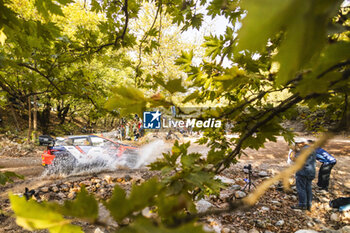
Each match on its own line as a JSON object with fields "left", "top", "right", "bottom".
{"left": 0, "top": 135, "right": 349, "bottom": 233}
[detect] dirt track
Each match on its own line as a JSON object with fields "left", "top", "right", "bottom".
{"left": 0, "top": 135, "right": 349, "bottom": 232}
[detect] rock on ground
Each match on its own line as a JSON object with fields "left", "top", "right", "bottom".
{"left": 196, "top": 199, "right": 215, "bottom": 213}
{"left": 294, "top": 230, "right": 319, "bottom": 233}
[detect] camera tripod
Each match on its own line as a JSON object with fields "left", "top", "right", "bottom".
{"left": 242, "top": 164, "right": 256, "bottom": 192}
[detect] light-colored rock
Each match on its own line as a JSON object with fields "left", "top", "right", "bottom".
{"left": 98, "top": 203, "right": 118, "bottom": 228}
{"left": 196, "top": 199, "right": 215, "bottom": 213}
{"left": 312, "top": 218, "right": 322, "bottom": 224}
{"left": 51, "top": 185, "right": 59, "bottom": 192}
{"left": 258, "top": 171, "right": 268, "bottom": 177}
{"left": 248, "top": 228, "right": 259, "bottom": 233}
{"left": 206, "top": 217, "right": 222, "bottom": 233}
{"left": 271, "top": 200, "right": 281, "bottom": 206}
{"left": 261, "top": 206, "right": 270, "bottom": 211}
{"left": 294, "top": 230, "right": 319, "bottom": 233}
{"left": 40, "top": 193, "right": 51, "bottom": 201}
{"left": 275, "top": 220, "right": 285, "bottom": 226}
{"left": 203, "top": 225, "right": 214, "bottom": 232}
{"left": 67, "top": 192, "right": 76, "bottom": 199}
{"left": 220, "top": 190, "right": 232, "bottom": 200}
{"left": 142, "top": 207, "right": 153, "bottom": 218}
{"left": 94, "top": 227, "right": 105, "bottom": 233}
{"left": 307, "top": 222, "right": 314, "bottom": 227}
{"left": 104, "top": 175, "right": 113, "bottom": 184}
{"left": 80, "top": 180, "right": 92, "bottom": 186}
{"left": 264, "top": 231, "right": 274, "bottom": 233}
{"left": 120, "top": 218, "right": 130, "bottom": 225}
{"left": 215, "top": 175, "right": 235, "bottom": 184}
{"left": 229, "top": 185, "right": 241, "bottom": 191}
{"left": 235, "top": 191, "right": 247, "bottom": 199}
{"left": 61, "top": 184, "right": 69, "bottom": 192}
{"left": 340, "top": 226, "right": 350, "bottom": 233}
{"left": 221, "top": 228, "right": 230, "bottom": 233}
{"left": 40, "top": 187, "right": 49, "bottom": 192}
{"left": 320, "top": 197, "right": 330, "bottom": 203}
{"left": 256, "top": 219, "right": 266, "bottom": 228}
{"left": 238, "top": 230, "right": 248, "bottom": 233}
{"left": 57, "top": 192, "right": 66, "bottom": 199}
{"left": 330, "top": 212, "right": 340, "bottom": 222}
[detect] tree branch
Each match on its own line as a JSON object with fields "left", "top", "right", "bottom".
{"left": 215, "top": 93, "right": 304, "bottom": 173}
{"left": 115, "top": 0, "right": 129, "bottom": 46}
{"left": 135, "top": 2, "right": 162, "bottom": 83}
{"left": 17, "top": 63, "right": 64, "bottom": 95}
{"left": 316, "top": 60, "right": 350, "bottom": 79}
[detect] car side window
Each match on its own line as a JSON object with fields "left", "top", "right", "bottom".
{"left": 73, "top": 137, "right": 90, "bottom": 146}
{"left": 90, "top": 137, "right": 105, "bottom": 146}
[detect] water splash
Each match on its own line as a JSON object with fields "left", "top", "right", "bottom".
{"left": 134, "top": 140, "right": 166, "bottom": 168}
{"left": 42, "top": 139, "right": 167, "bottom": 177}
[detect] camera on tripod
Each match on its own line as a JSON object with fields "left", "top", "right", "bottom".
{"left": 242, "top": 164, "right": 256, "bottom": 192}
{"left": 244, "top": 164, "right": 252, "bottom": 171}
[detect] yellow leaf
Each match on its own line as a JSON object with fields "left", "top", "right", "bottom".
{"left": 0, "top": 28, "right": 7, "bottom": 45}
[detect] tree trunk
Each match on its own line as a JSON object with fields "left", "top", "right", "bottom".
{"left": 338, "top": 92, "right": 350, "bottom": 131}
{"left": 40, "top": 102, "right": 51, "bottom": 134}
{"left": 32, "top": 95, "right": 38, "bottom": 143}
{"left": 10, "top": 104, "right": 20, "bottom": 132}
{"left": 27, "top": 97, "right": 32, "bottom": 143}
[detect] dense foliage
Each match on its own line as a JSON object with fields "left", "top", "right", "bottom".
{"left": 0, "top": 0, "right": 349, "bottom": 232}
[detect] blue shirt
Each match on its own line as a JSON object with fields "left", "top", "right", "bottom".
{"left": 296, "top": 145, "right": 316, "bottom": 179}
{"left": 315, "top": 148, "right": 336, "bottom": 165}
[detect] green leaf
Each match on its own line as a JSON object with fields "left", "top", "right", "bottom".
{"left": 175, "top": 50, "right": 193, "bottom": 71}
{"left": 35, "top": 0, "right": 65, "bottom": 19}
{"left": 103, "top": 185, "right": 128, "bottom": 222}
{"left": 59, "top": 186, "right": 98, "bottom": 222}
{"left": 119, "top": 217, "right": 210, "bottom": 233}
{"left": 181, "top": 153, "right": 201, "bottom": 168}
{"left": 10, "top": 195, "right": 82, "bottom": 233}
{"left": 237, "top": 0, "right": 295, "bottom": 52}
{"left": 105, "top": 86, "right": 148, "bottom": 116}
{"left": 311, "top": 42, "right": 350, "bottom": 78}
{"left": 207, "top": 149, "right": 225, "bottom": 164}
{"left": 0, "top": 28, "right": 7, "bottom": 45}
{"left": 154, "top": 77, "right": 186, "bottom": 94}
{"left": 203, "top": 35, "right": 223, "bottom": 59}
{"left": 105, "top": 178, "right": 162, "bottom": 222}
{"left": 296, "top": 42, "right": 350, "bottom": 95}
{"left": 0, "top": 171, "right": 24, "bottom": 185}
{"left": 191, "top": 13, "right": 204, "bottom": 30}
{"left": 182, "top": 90, "right": 200, "bottom": 103}
{"left": 238, "top": 0, "right": 342, "bottom": 85}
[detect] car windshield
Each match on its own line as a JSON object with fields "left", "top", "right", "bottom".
{"left": 54, "top": 136, "right": 117, "bottom": 147}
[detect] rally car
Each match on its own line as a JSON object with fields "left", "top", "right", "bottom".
{"left": 40, "top": 135, "right": 138, "bottom": 172}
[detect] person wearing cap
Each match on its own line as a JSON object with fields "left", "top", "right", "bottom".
{"left": 307, "top": 140, "right": 336, "bottom": 191}
{"left": 291, "top": 138, "right": 316, "bottom": 211}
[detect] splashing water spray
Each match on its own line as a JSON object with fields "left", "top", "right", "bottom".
{"left": 42, "top": 139, "right": 167, "bottom": 177}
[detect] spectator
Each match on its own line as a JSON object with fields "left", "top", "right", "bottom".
{"left": 291, "top": 138, "right": 316, "bottom": 211}
{"left": 121, "top": 125, "right": 125, "bottom": 140}
{"left": 125, "top": 123, "right": 130, "bottom": 139}
{"left": 308, "top": 140, "right": 336, "bottom": 191}
{"left": 133, "top": 123, "right": 140, "bottom": 141}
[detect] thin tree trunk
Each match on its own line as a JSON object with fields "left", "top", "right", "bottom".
{"left": 32, "top": 95, "right": 38, "bottom": 143}
{"left": 27, "top": 97, "right": 32, "bottom": 143}
{"left": 10, "top": 104, "right": 19, "bottom": 131}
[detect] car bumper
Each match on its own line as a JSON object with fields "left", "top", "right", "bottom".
{"left": 41, "top": 153, "right": 55, "bottom": 166}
